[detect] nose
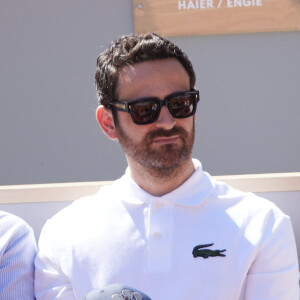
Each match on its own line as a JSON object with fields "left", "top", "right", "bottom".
{"left": 155, "top": 106, "right": 176, "bottom": 130}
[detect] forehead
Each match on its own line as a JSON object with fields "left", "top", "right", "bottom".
{"left": 116, "top": 58, "right": 190, "bottom": 101}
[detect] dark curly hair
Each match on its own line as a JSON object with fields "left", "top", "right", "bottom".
{"left": 95, "top": 32, "right": 196, "bottom": 107}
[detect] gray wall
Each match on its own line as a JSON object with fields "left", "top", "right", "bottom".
{"left": 1, "top": 0, "right": 300, "bottom": 185}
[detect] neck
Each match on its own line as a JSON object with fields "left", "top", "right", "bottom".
{"left": 127, "top": 157, "right": 195, "bottom": 196}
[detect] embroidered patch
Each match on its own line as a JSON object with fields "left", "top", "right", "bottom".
{"left": 193, "top": 243, "right": 226, "bottom": 259}
{"left": 111, "top": 289, "right": 143, "bottom": 300}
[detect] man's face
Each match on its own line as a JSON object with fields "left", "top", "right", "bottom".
{"left": 114, "top": 58, "right": 195, "bottom": 177}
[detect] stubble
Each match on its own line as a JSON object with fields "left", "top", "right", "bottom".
{"left": 116, "top": 121, "right": 195, "bottom": 179}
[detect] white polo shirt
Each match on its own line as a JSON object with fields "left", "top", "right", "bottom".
{"left": 35, "top": 160, "right": 299, "bottom": 299}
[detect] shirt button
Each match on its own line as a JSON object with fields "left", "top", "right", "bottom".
{"left": 154, "top": 201, "right": 162, "bottom": 210}
{"left": 153, "top": 232, "right": 162, "bottom": 239}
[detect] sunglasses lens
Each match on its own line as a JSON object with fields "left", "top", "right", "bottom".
{"left": 125, "top": 91, "right": 198, "bottom": 124}
{"left": 169, "top": 93, "right": 196, "bottom": 118}
{"left": 130, "top": 101, "right": 159, "bottom": 124}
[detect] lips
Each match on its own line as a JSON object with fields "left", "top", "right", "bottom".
{"left": 152, "top": 135, "right": 180, "bottom": 144}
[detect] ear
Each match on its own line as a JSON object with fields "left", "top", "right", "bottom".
{"left": 96, "top": 106, "right": 118, "bottom": 140}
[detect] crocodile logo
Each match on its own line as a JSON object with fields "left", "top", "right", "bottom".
{"left": 192, "top": 243, "right": 226, "bottom": 259}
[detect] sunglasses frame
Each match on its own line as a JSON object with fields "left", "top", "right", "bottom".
{"left": 109, "top": 89, "right": 200, "bottom": 125}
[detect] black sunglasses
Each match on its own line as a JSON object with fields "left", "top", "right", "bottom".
{"left": 109, "top": 90, "right": 200, "bottom": 125}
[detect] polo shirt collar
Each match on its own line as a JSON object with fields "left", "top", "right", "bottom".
{"left": 117, "top": 159, "right": 215, "bottom": 207}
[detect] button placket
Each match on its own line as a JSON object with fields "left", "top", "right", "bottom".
{"left": 146, "top": 199, "right": 172, "bottom": 272}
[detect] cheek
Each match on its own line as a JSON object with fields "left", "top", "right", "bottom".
{"left": 118, "top": 113, "right": 151, "bottom": 138}
{"left": 176, "top": 117, "right": 194, "bottom": 129}
{"left": 134, "top": 125, "right": 153, "bottom": 140}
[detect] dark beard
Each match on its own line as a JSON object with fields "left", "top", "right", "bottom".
{"left": 116, "top": 122, "right": 195, "bottom": 178}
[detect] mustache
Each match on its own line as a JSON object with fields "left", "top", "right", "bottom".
{"left": 147, "top": 126, "right": 188, "bottom": 140}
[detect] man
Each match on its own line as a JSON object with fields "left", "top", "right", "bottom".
{"left": 34, "top": 33, "right": 299, "bottom": 299}
{"left": 0, "top": 211, "right": 36, "bottom": 299}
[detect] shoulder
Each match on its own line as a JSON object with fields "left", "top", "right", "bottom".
{"left": 211, "top": 178, "right": 288, "bottom": 226}
{"left": 51, "top": 183, "right": 118, "bottom": 219}
{"left": 0, "top": 210, "right": 31, "bottom": 228}
{"left": 0, "top": 211, "right": 36, "bottom": 268}
{"left": 39, "top": 183, "right": 121, "bottom": 237}
{"left": 0, "top": 211, "right": 34, "bottom": 243}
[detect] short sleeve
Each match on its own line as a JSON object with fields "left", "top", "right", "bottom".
{"left": 245, "top": 215, "right": 299, "bottom": 299}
